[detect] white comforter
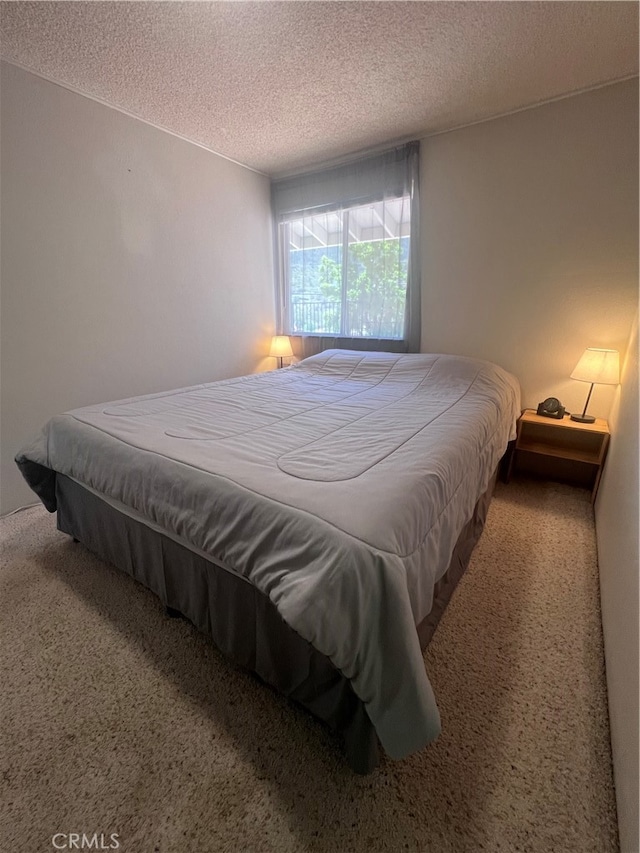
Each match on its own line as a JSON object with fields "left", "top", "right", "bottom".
{"left": 17, "top": 350, "right": 520, "bottom": 759}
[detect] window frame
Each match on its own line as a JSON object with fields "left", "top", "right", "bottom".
{"left": 271, "top": 141, "right": 420, "bottom": 354}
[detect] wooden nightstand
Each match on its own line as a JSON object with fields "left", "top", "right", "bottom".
{"left": 506, "top": 409, "right": 610, "bottom": 502}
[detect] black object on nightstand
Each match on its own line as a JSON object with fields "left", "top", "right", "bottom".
{"left": 536, "top": 397, "right": 566, "bottom": 419}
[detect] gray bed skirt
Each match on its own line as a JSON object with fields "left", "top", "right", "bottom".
{"left": 55, "top": 470, "right": 497, "bottom": 774}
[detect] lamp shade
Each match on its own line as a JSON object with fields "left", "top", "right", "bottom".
{"left": 570, "top": 348, "right": 620, "bottom": 385}
{"left": 269, "top": 335, "right": 293, "bottom": 359}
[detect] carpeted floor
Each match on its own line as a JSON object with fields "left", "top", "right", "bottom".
{"left": 0, "top": 479, "right": 618, "bottom": 853}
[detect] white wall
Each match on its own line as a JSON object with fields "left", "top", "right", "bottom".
{"left": 420, "top": 79, "right": 638, "bottom": 418}
{"left": 0, "top": 62, "right": 275, "bottom": 514}
{"left": 596, "top": 313, "right": 639, "bottom": 853}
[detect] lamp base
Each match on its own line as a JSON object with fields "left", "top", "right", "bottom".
{"left": 570, "top": 413, "right": 596, "bottom": 424}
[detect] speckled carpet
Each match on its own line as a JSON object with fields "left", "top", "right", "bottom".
{"left": 0, "top": 479, "right": 618, "bottom": 853}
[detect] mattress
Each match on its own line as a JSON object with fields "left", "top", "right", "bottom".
{"left": 16, "top": 350, "right": 521, "bottom": 760}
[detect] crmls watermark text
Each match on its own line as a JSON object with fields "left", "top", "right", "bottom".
{"left": 51, "top": 833, "right": 120, "bottom": 850}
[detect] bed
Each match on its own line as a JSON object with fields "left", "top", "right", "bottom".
{"left": 16, "top": 349, "right": 520, "bottom": 772}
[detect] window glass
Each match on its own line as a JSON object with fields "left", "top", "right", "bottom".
{"left": 281, "top": 196, "right": 410, "bottom": 339}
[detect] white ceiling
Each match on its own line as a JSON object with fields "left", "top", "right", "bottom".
{"left": 1, "top": 1, "right": 637, "bottom": 176}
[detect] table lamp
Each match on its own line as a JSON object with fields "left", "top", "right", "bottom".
{"left": 269, "top": 335, "right": 293, "bottom": 369}
{"left": 570, "top": 348, "right": 619, "bottom": 423}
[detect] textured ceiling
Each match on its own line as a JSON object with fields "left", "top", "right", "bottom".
{"left": 1, "top": 1, "right": 638, "bottom": 176}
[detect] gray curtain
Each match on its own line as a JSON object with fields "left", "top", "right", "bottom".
{"left": 272, "top": 142, "right": 421, "bottom": 356}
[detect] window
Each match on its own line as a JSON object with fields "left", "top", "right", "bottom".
{"left": 272, "top": 142, "right": 420, "bottom": 353}
{"left": 281, "top": 196, "right": 410, "bottom": 339}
